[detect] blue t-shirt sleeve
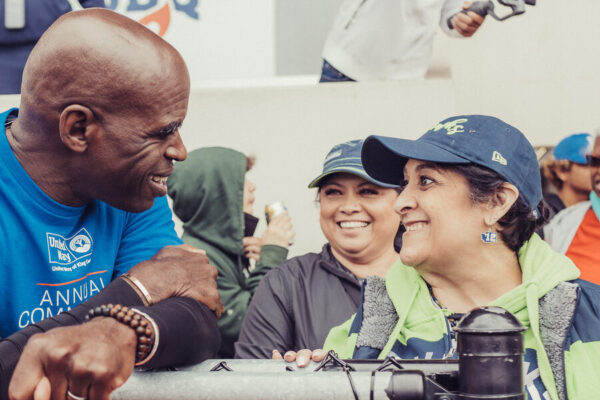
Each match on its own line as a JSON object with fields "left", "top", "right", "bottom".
{"left": 112, "top": 196, "right": 182, "bottom": 277}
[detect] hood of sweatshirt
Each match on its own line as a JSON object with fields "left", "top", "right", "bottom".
{"left": 167, "top": 147, "right": 246, "bottom": 256}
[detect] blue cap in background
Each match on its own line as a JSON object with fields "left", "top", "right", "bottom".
{"left": 552, "top": 133, "right": 592, "bottom": 164}
{"left": 308, "top": 139, "right": 398, "bottom": 188}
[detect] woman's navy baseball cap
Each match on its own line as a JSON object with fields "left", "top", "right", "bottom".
{"left": 361, "top": 115, "right": 543, "bottom": 210}
{"left": 308, "top": 139, "right": 398, "bottom": 188}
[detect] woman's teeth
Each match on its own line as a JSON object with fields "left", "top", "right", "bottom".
{"left": 339, "top": 221, "right": 368, "bottom": 228}
{"left": 405, "top": 222, "right": 427, "bottom": 231}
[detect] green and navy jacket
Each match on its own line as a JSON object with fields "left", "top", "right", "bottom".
{"left": 324, "top": 235, "right": 600, "bottom": 399}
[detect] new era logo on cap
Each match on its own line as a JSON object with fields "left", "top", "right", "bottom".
{"left": 492, "top": 151, "right": 507, "bottom": 165}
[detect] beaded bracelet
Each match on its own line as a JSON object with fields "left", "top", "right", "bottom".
{"left": 85, "top": 304, "right": 156, "bottom": 365}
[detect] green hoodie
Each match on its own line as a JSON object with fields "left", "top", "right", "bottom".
{"left": 168, "top": 147, "right": 288, "bottom": 357}
{"left": 325, "top": 235, "right": 600, "bottom": 399}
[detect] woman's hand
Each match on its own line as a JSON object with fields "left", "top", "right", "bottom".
{"left": 271, "top": 348, "right": 326, "bottom": 368}
{"left": 262, "top": 214, "right": 295, "bottom": 248}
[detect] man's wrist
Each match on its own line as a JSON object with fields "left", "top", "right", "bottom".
{"left": 88, "top": 316, "right": 137, "bottom": 351}
{"left": 86, "top": 305, "right": 157, "bottom": 365}
{"left": 121, "top": 273, "right": 154, "bottom": 306}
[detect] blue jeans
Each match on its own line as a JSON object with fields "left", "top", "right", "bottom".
{"left": 319, "top": 59, "right": 355, "bottom": 83}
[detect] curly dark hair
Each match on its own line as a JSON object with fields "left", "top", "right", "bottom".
{"left": 443, "top": 163, "right": 549, "bottom": 251}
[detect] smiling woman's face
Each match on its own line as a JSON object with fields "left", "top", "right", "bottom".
{"left": 394, "top": 159, "right": 489, "bottom": 268}
{"left": 319, "top": 173, "right": 400, "bottom": 262}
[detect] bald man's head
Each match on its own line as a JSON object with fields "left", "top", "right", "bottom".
{"left": 12, "top": 9, "right": 190, "bottom": 212}
{"left": 20, "top": 8, "right": 190, "bottom": 129}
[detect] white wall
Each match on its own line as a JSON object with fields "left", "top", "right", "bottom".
{"left": 109, "top": 0, "right": 276, "bottom": 85}
{"left": 109, "top": 1, "right": 600, "bottom": 145}
{"left": 271, "top": 1, "right": 600, "bottom": 142}
{"left": 432, "top": 1, "right": 600, "bottom": 144}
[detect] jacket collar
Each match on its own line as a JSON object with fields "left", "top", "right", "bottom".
{"left": 317, "top": 244, "right": 361, "bottom": 288}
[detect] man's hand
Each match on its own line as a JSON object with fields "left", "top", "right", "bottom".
{"left": 126, "top": 244, "right": 224, "bottom": 318}
{"left": 8, "top": 318, "right": 136, "bottom": 400}
{"left": 451, "top": 1, "right": 486, "bottom": 37}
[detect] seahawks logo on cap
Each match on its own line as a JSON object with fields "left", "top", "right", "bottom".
{"left": 432, "top": 118, "right": 468, "bottom": 136}
{"left": 492, "top": 151, "right": 507, "bottom": 165}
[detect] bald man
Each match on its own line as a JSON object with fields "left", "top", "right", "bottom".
{"left": 0, "top": 8, "right": 222, "bottom": 400}
{"left": 545, "top": 134, "right": 600, "bottom": 283}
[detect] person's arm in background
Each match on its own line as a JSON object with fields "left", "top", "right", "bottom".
{"left": 234, "top": 267, "right": 294, "bottom": 359}
{"left": 442, "top": 1, "right": 486, "bottom": 37}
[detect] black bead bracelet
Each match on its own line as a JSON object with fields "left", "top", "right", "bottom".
{"left": 85, "top": 304, "right": 155, "bottom": 364}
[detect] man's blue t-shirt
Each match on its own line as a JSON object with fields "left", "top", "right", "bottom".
{"left": 0, "top": 109, "right": 182, "bottom": 337}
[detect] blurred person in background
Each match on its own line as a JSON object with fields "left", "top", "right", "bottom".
{"left": 0, "top": 0, "right": 104, "bottom": 94}
{"left": 235, "top": 139, "right": 401, "bottom": 359}
{"left": 319, "top": 0, "right": 485, "bottom": 82}
{"left": 544, "top": 134, "right": 600, "bottom": 284}
{"left": 168, "top": 147, "right": 294, "bottom": 358}
{"left": 540, "top": 133, "right": 592, "bottom": 217}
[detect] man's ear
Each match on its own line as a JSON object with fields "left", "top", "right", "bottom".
{"left": 58, "top": 105, "right": 99, "bottom": 153}
{"left": 486, "top": 183, "right": 519, "bottom": 227}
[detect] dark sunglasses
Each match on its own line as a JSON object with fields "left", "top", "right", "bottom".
{"left": 586, "top": 155, "right": 600, "bottom": 167}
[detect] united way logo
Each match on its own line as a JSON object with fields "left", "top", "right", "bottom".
{"left": 69, "top": 234, "right": 92, "bottom": 253}
{"left": 47, "top": 228, "right": 93, "bottom": 267}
